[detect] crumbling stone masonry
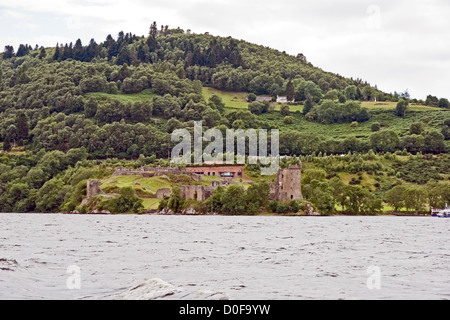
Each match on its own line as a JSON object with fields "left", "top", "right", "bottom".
{"left": 87, "top": 180, "right": 104, "bottom": 198}
{"left": 270, "top": 164, "right": 303, "bottom": 202}
{"left": 179, "top": 185, "right": 216, "bottom": 202}
{"left": 156, "top": 188, "right": 172, "bottom": 199}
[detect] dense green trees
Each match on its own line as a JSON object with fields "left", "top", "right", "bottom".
{"left": 286, "top": 80, "right": 295, "bottom": 102}
{"left": 385, "top": 184, "right": 438, "bottom": 213}
{"left": 370, "top": 130, "right": 399, "bottom": 153}
{"left": 202, "top": 182, "right": 270, "bottom": 215}
{"left": 30, "top": 113, "right": 169, "bottom": 158}
{"left": 306, "top": 100, "right": 370, "bottom": 124}
{"left": 425, "top": 95, "right": 439, "bottom": 107}
{"left": 442, "top": 119, "right": 450, "bottom": 140}
{"left": 248, "top": 101, "right": 270, "bottom": 115}
{"left": 395, "top": 99, "right": 408, "bottom": 117}
{"left": 438, "top": 98, "right": 450, "bottom": 109}
{"left": 100, "top": 186, "right": 144, "bottom": 213}
{"left": 303, "top": 179, "right": 335, "bottom": 215}
{"left": 303, "top": 172, "right": 381, "bottom": 215}
{"left": 2, "top": 26, "right": 444, "bottom": 163}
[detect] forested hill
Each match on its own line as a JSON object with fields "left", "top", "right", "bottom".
{"left": 1, "top": 23, "right": 449, "bottom": 159}
{"left": 2, "top": 24, "right": 377, "bottom": 95}
{"left": 1, "top": 23, "right": 449, "bottom": 214}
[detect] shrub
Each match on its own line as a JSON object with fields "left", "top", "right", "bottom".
{"left": 283, "top": 116, "right": 294, "bottom": 124}
{"left": 371, "top": 122, "right": 381, "bottom": 132}
{"left": 276, "top": 202, "right": 289, "bottom": 214}
{"left": 268, "top": 200, "right": 278, "bottom": 213}
{"left": 99, "top": 187, "right": 144, "bottom": 213}
{"left": 280, "top": 105, "right": 290, "bottom": 116}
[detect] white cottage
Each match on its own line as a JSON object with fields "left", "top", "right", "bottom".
{"left": 276, "top": 96, "right": 293, "bottom": 103}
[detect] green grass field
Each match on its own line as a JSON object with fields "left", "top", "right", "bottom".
{"left": 199, "top": 175, "right": 224, "bottom": 186}
{"left": 99, "top": 175, "right": 171, "bottom": 211}
{"left": 85, "top": 89, "right": 157, "bottom": 104}
{"left": 141, "top": 198, "right": 161, "bottom": 210}
{"left": 203, "top": 87, "right": 249, "bottom": 109}
{"left": 361, "top": 101, "right": 441, "bottom": 112}
{"left": 100, "top": 175, "right": 171, "bottom": 195}
{"left": 202, "top": 87, "right": 303, "bottom": 113}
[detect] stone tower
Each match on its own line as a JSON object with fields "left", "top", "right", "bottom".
{"left": 275, "top": 164, "right": 303, "bottom": 202}
{"left": 87, "top": 180, "right": 103, "bottom": 198}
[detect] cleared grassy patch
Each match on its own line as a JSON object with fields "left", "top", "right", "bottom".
{"left": 142, "top": 198, "right": 161, "bottom": 210}
{"left": 199, "top": 175, "right": 224, "bottom": 186}
{"left": 100, "top": 175, "right": 172, "bottom": 196}
{"left": 203, "top": 87, "right": 249, "bottom": 109}
{"left": 203, "top": 87, "right": 305, "bottom": 114}
{"left": 139, "top": 176, "right": 172, "bottom": 192}
{"left": 361, "top": 101, "right": 441, "bottom": 112}
{"left": 101, "top": 175, "right": 141, "bottom": 189}
{"left": 0, "top": 146, "right": 27, "bottom": 156}
{"left": 85, "top": 89, "right": 157, "bottom": 104}
{"left": 273, "top": 103, "right": 304, "bottom": 113}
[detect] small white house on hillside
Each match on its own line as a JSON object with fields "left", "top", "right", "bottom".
{"left": 277, "top": 96, "right": 293, "bottom": 103}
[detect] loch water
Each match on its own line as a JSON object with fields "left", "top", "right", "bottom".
{"left": 0, "top": 214, "right": 449, "bottom": 300}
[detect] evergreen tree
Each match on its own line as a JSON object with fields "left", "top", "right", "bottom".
{"left": 61, "top": 43, "right": 70, "bottom": 60}
{"left": 85, "top": 39, "right": 98, "bottom": 61}
{"left": 147, "top": 22, "right": 158, "bottom": 51}
{"left": 3, "top": 45, "right": 15, "bottom": 59}
{"left": 302, "top": 94, "right": 313, "bottom": 115}
{"left": 106, "top": 35, "right": 118, "bottom": 59}
{"left": 73, "top": 39, "right": 84, "bottom": 61}
{"left": 84, "top": 97, "right": 98, "bottom": 118}
{"left": 38, "top": 47, "right": 46, "bottom": 59}
{"left": 52, "top": 43, "right": 60, "bottom": 61}
{"left": 286, "top": 80, "right": 295, "bottom": 102}
{"left": 16, "top": 112, "right": 29, "bottom": 144}
{"left": 3, "top": 134, "right": 11, "bottom": 152}
{"left": 16, "top": 44, "right": 30, "bottom": 57}
{"left": 149, "top": 22, "right": 158, "bottom": 38}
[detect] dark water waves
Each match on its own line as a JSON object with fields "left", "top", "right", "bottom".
{"left": 0, "top": 214, "right": 449, "bottom": 300}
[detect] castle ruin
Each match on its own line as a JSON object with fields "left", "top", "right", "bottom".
{"left": 86, "top": 163, "right": 303, "bottom": 205}
{"left": 270, "top": 164, "right": 303, "bottom": 202}
{"left": 87, "top": 180, "right": 103, "bottom": 198}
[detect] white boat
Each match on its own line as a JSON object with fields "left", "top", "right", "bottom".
{"left": 431, "top": 204, "right": 450, "bottom": 218}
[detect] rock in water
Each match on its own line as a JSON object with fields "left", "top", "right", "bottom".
{"left": 105, "top": 278, "right": 230, "bottom": 300}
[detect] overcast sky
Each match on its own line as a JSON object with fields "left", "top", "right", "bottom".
{"left": 1, "top": 0, "right": 449, "bottom": 100}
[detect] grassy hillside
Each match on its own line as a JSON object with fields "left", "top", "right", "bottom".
{"left": 203, "top": 87, "right": 304, "bottom": 112}
{"left": 85, "top": 89, "right": 157, "bottom": 104}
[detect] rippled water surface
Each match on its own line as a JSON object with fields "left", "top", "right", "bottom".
{"left": 1, "top": 214, "right": 449, "bottom": 300}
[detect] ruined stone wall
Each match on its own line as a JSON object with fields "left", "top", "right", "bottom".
{"left": 111, "top": 166, "right": 202, "bottom": 182}
{"left": 179, "top": 185, "right": 215, "bottom": 201}
{"left": 269, "top": 182, "right": 278, "bottom": 201}
{"left": 87, "top": 180, "right": 103, "bottom": 198}
{"left": 185, "top": 166, "right": 246, "bottom": 180}
{"left": 180, "top": 185, "right": 203, "bottom": 201}
{"left": 111, "top": 168, "right": 154, "bottom": 178}
{"left": 156, "top": 188, "right": 172, "bottom": 199}
{"left": 274, "top": 164, "right": 303, "bottom": 202}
